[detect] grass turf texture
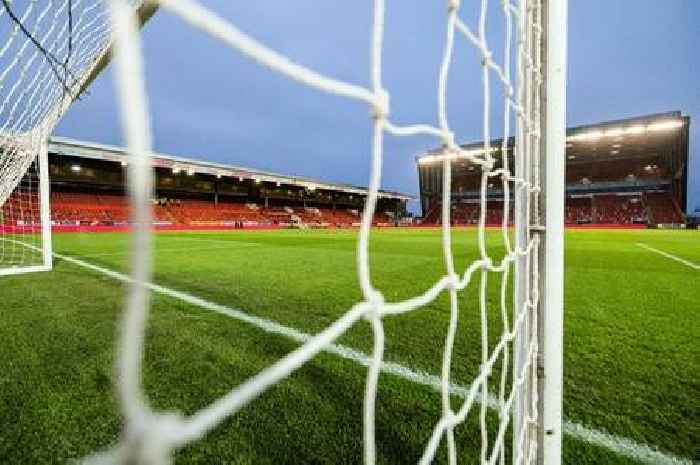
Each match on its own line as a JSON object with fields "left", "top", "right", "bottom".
{"left": 0, "top": 227, "right": 697, "bottom": 464}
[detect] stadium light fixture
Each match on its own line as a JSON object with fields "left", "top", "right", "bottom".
{"left": 418, "top": 146, "right": 498, "bottom": 164}
{"left": 70, "top": 164, "right": 81, "bottom": 173}
{"left": 566, "top": 120, "right": 682, "bottom": 142}
{"left": 624, "top": 125, "right": 646, "bottom": 135}
{"left": 567, "top": 155, "right": 576, "bottom": 160}
{"left": 216, "top": 173, "right": 222, "bottom": 179}
{"left": 187, "top": 169, "right": 195, "bottom": 176}
{"left": 605, "top": 128, "right": 625, "bottom": 138}
{"left": 121, "top": 161, "right": 128, "bottom": 167}
{"left": 572, "top": 130, "right": 604, "bottom": 142}
{"left": 647, "top": 120, "right": 683, "bottom": 132}
{"left": 610, "top": 150, "right": 619, "bottom": 155}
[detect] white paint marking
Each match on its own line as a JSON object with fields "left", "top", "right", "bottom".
{"left": 636, "top": 243, "right": 700, "bottom": 271}
{"left": 7, "top": 240, "right": 693, "bottom": 465}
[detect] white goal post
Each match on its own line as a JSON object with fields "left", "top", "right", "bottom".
{"left": 0, "top": 0, "right": 157, "bottom": 276}
{"left": 0, "top": 138, "right": 51, "bottom": 276}
{"left": 0, "top": 1, "right": 566, "bottom": 464}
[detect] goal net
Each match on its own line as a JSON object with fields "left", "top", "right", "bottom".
{"left": 0, "top": 0, "right": 155, "bottom": 274}
{"left": 0, "top": 148, "right": 48, "bottom": 274}
{"left": 1, "top": 0, "right": 566, "bottom": 463}
{"left": 0, "top": 0, "right": 115, "bottom": 274}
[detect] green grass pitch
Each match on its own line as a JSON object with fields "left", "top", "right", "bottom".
{"left": 0, "top": 227, "right": 697, "bottom": 464}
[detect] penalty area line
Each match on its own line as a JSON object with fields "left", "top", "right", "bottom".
{"left": 8, "top": 239, "right": 692, "bottom": 465}
{"left": 635, "top": 243, "right": 700, "bottom": 271}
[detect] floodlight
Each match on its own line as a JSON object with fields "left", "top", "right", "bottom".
{"left": 647, "top": 120, "right": 683, "bottom": 132}
{"left": 624, "top": 125, "right": 646, "bottom": 135}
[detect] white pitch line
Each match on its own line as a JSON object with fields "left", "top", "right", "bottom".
{"left": 636, "top": 243, "right": 700, "bottom": 271}
{"left": 6, "top": 240, "right": 693, "bottom": 465}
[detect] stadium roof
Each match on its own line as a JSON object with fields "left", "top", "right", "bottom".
{"left": 416, "top": 111, "right": 689, "bottom": 165}
{"left": 49, "top": 136, "right": 412, "bottom": 201}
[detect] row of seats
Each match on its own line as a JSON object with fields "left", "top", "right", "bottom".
{"left": 43, "top": 193, "right": 391, "bottom": 226}
{"left": 423, "top": 192, "right": 684, "bottom": 226}
{"left": 1, "top": 192, "right": 40, "bottom": 225}
{"left": 644, "top": 192, "right": 684, "bottom": 224}
{"left": 565, "top": 193, "right": 683, "bottom": 224}
{"left": 423, "top": 202, "right": 507, "bottom": 225}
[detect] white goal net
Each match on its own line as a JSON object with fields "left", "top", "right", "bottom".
{"left": 0, "top": 0, "right": 115, "bottom": 274}
{"left": 0, "top": 0, "right": 154, "bottom": 274}
{"left": 0, "top": 149, "right": 47, "bottom": 274}
{"left": 0, "top": 0, "right": 566, "bottom": 463}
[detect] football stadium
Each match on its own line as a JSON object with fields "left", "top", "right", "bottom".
{"left": 0, "top": 2, "right": 697, "bottom": 465}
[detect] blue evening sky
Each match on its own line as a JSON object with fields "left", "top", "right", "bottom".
{"left": 56, "top": 1, "right": 699, "bottom": 214}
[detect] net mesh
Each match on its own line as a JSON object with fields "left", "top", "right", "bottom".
{"left": 95, "top": 0, "right": 545, "bottom": 464}
{"left": 0, "top": 154, "right": 43, "bottom": 272}
{"left": 0, "top": 0, "right": 141, "bottom": 272}
{"left": 2, "top": 0, "right": 547, "bottom": 462}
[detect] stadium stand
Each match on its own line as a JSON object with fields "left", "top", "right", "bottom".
{"left": 643, "top": 192, "right": 684, "bottom": 225}
{"left": 422, "top": 193, "right": 677, "bottom": 227}
{"left": 44, "top": 191, "right": 388, "bottom": 228}
{"left": 39, "top": 137, "right": 410, "bottom": 230}
{"left": 591, "top": 195, "right": 646, "bottom": 225}
{"left": 565, "top": 196, "right": 593, "bottom": 224}
{"left": 418, "top": 112, "right": 690, "bottom": 228}
{"left": 1, "top": 191, "right": 40, "bottom": 226}
{"left": 421, "top": 201, "right": 508, "bottom": 226}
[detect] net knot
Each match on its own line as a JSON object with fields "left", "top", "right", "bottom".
{"left": 119, "top": 412, "right": 186, "bottom": 465}
{"left": 364, "top": 290, "right": 385, "bottom": 321}
{"left": 481, "top": 50, "right": 494, "bottom": 67}
{"left": 443, "top": 410, "right": 459, "bottom": 429}
{"left": 440, "top": 130, "right": 455, "bottom": 147}
{"left": 372, "top": 89, "right": 390, "bottom": 120}
{"left": 447, "top": 272, "right": 460, "bottom": 290}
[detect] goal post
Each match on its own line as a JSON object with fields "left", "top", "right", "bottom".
{"left": 0, "top": 0, "right": 159, "bottom": 276}
{"left": 38, "top": 138, "right": 52, "bottom": 270}
{"left": 538, "top": 0, "right": 566, "bottom": 463}
{"left": 512, "top": 0, "right": 566, "bottom": 463}
{"left": 0, "top": 147, "right": 50, "bottom": 276}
